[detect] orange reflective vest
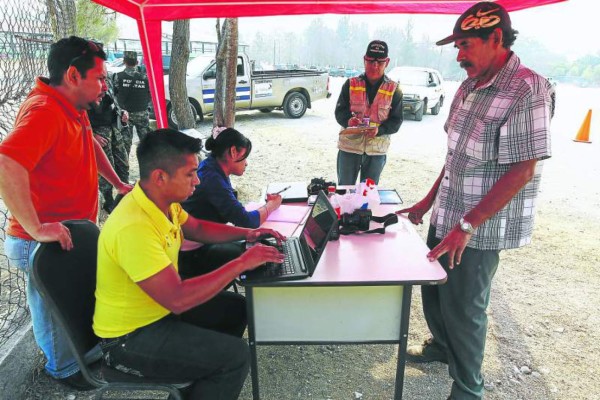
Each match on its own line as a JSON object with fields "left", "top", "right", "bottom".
{"left": 338, "top": 75, "right": 397, "bottom": 155}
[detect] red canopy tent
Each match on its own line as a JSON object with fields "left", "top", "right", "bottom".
{"left": 92, "top": 0, "right": 566, "bottom": 128}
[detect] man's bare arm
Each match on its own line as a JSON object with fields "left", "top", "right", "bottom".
{"left": 182, "top": 216, "right": 285, "bottom": 245}
{"left": 138, "top": 245, "right": 284, "bottom": 314}
{"left": 0, "top": 154, "right": 73, "bottom": 249}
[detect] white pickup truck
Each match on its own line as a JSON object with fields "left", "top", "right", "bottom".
{"left": 387, "top": 66, "right": 446, "bottom": 121}
{"left": 165, "top": 53, "right": 331, "bottom": 126}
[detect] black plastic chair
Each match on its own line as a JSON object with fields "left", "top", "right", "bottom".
{"left": 31, "top": 219, "right": 192, "bottom": 399}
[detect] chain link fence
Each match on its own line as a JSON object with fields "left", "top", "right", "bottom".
{"left": 0, "top": 0, "right": 75, "bottom": 349}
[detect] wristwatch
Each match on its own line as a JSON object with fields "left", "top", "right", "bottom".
{"left": 459, "top": 217, "right": 475, "bottom": 234}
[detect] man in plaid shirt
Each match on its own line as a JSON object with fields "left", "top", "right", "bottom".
{"left": 397, "top": 2, "right": 554, "bottom": 399}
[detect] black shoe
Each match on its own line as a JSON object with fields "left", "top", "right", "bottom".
{"left": 406, "top": 337, "right": 448, "bottom": 364}
{"left": 55, "top": 371, "right": 95, "bottom": 391}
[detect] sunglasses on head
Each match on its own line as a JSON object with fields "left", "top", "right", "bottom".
{"left": 364, "top": 57, "right": 387, "bottom": 66}
{"left": 69, "top": 40, "right": 103, "bottom": 67}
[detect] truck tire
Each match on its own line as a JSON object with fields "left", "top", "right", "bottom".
{"left": 414, "top": 100, "right": 424, "bottom": 121}
{"left": 283, "top": 92, "right": 308, "bottom": 119}
{"left": 167, "top": 101, "right": 198, "bottom": 129}
{"left": 431, "top": 101, "right": 441, "bottom": 115}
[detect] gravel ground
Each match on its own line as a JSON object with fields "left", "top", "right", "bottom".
{"left": 17, "top": 77, "right": 600, "bottom": 400}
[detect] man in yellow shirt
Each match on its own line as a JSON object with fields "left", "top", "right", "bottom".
{"left": 93, "top": 129, "right": 285, "bottom": 400}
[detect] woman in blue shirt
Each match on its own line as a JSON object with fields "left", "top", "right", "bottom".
{"left": 179, "top": 127, "right": 282, "bottom": 279}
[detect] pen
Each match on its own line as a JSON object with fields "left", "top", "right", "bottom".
{"left": 272, "top": 185, "right": 291, "bottom": 195}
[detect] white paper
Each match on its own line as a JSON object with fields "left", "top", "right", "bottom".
{"left": 265, "top": 205, "right": 307, "bottom": 223}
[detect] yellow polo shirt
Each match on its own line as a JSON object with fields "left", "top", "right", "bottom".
{"left": 93, "top": 183, "right": 189, "bottom": 338}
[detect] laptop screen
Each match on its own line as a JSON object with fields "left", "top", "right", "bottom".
{"left": 300, "top": 191, "right": 336, "bottom": 266}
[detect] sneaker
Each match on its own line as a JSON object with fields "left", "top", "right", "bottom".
{"left": 406, "top": 337, "right": 448, "bottom": 364}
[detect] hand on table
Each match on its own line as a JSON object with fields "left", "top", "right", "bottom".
{"left": 396, "top": 201, "right": 431, "bottom": 225}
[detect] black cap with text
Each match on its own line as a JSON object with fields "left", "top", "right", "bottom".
{"left": 365, "top": 40, "right": 388, "bottom": 59}
{"left": 436, "top": 1, "right": 512, "bottom": 46}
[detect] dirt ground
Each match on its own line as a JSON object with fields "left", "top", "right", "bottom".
{"left": 18, "top": 77, "right": 600, "bottom": 400}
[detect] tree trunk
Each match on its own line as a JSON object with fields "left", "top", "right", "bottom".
{"left": 46, "top": 0, "right": 76, "bottom": 40}
{"left": 213, "top": 18, "right": 238, "bottom": 129}
{"left": 169, "top": 19, "right": 195, "bottom": 130}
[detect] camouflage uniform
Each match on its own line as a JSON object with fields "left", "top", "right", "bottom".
{"left": 120, "top": 122, "right": 133, "bottom": 156}
{"left": 114, "top": 54, "right": 151, "bottom": 144}
{"left": 95, "top": 125, "right": 129, "bottom": 197}
{"left": 88, "top": 89, "right": 129, "bottom": 212}
{"left": 128, "top": 110, "right": 150, "bottom": 142}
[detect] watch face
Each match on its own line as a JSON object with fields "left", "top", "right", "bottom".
{"left": 460, "top": 218, "right": 473, "bottom": 233}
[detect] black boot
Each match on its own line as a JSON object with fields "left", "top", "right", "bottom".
{"left": 102, "top": 190, "right": 114, "bottom": 213}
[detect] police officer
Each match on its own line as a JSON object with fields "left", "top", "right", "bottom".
{"left": 88, "top": 82, "right": 130, "bottom": 213}
{"left": 114, "top": 50, "right": 151, "bottom": 145}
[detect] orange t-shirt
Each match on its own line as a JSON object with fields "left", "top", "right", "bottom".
{"left": 0, "top": 77, "right": 99, "bottom": 240}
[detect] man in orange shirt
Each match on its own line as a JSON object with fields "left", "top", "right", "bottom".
{"left": 0, "top": 36, "right": 132, "bottom": 390}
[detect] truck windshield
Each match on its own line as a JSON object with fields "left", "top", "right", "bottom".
{"left": 187, "top": 55, "right": 215, "bottom": 77}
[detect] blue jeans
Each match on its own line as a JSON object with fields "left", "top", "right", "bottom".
{"left": 337, "top": 150, "right": 387, "bottom": 185}
{"left": 4, "top": 235, "right": 102, "bottom": 378}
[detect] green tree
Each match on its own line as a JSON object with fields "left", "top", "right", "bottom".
{"left": 169, "top": 20, "right": 195, "bottom": 130}
{"left": 75, "top": 0, "right": 118, "bottom": 44}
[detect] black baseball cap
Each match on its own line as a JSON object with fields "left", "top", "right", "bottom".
{"left": 123, "top": 50, "right": 137, "bottom": 62}
{"left": 365, "top": 40, "right": 388, "bottom": 59}
{"left": 436, "top": 1, "right": 512, "bottom": 46}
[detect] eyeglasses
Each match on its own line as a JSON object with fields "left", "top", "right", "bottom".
{"left": 69, "top": 40, "right": 103, "bottom": 67}
{"left": 364, "top": 57, "right": 388, "bottom": 66}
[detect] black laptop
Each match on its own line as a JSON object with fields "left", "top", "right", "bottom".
{"left": 239, "top": 191, "right": 337, "bottom": 284}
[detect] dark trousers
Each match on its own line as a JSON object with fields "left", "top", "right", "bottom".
{"left": 336, "top": 150, "right": 386, "bottom": 185}
{"left": 423, "top": 225, "right": 500, "bottom": 400}
{"left": 178, "top": 242, "right": 245, "bottom": 280}
{"left": 103, "top": 292, "right": 249, "bottom": 400}
{"left": 95, "top": 124, "right": 129, "bottom": 198}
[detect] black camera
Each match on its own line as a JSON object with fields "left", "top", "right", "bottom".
{"left": 340, "top": 209, "right": 372, "bottom": 231}
{"left": 307, "top": 177, "right": 336, "bottom": 195}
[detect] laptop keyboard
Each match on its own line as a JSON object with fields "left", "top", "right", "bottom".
{"left": 264, "top": 239, "right": 304, "bottom": 276}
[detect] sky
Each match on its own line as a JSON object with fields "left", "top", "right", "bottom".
{"left": 117, "top": 0, "right": 599, "bottom": 60}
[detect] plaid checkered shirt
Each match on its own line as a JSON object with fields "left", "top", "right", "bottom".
{"left": 430, "top": 53, "right": 553, "bottom": 250}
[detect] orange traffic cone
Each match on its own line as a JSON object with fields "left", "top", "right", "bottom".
{"left": 573, "top": 110, "right": 592, "bottom": 143}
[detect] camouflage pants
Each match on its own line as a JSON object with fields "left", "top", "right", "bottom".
{"left": 128, "top": 110, "right": 150, "bottom": 142}
{"left": 94, "top": 124, "right": 129, "bottom": 196}
{"left": 120, "top": 124, "right": 133, "bottom": 156}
